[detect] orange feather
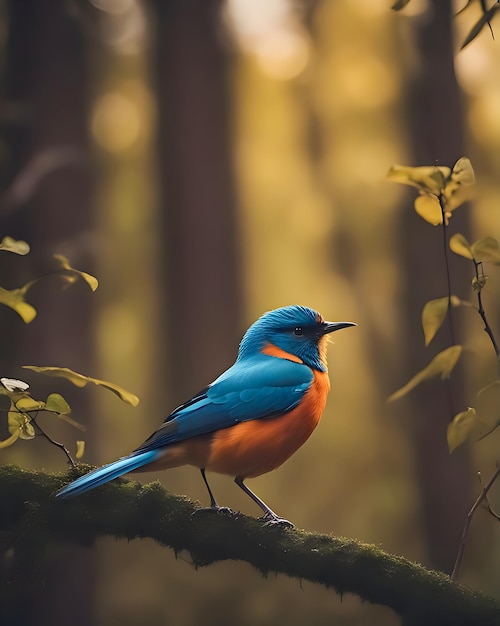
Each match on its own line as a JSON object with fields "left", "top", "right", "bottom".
{"left": 138, "top": 342, "right": 331, "bottom": 479}
{"left": 205, "top": 368, "right": 330, "bottom": 478}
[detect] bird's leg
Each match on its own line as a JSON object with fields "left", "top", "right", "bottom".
{"left": 234, "top": 476, "right": 294, "bottom": 527}
{"left": 200, "top": 467, "right": 218, "bottom": 508}
{"left": 194, "top": 468, "right": 236, "bottom": 517}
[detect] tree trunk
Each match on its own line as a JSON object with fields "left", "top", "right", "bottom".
{"left": 151, "top": 0, "right": 244, "bottom": 403}
{"left": 1, "top": 2, "right": 96, "bottom": 624}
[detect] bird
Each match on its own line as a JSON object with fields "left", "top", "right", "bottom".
{"left": 56, "top": 305, "right": 355, "bottom": 525}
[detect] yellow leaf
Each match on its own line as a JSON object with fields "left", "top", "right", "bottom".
{"left": 414, "top": 194, "right": 442, "bottom": 225}
{"left": 442, "top": 183, "right": 474, "bottom": 213}
{"left": 0, "top": 236, "right": 30, "bottom": 255}
{"left": 76, "top": 440, "right": 85, "bottom": 459}
{"left": 0, "top": 286, "right": 37, "bottom": 323}
{"left": 421, "top": 296, "right": 462, "bottom": 346}
{"left": 22, "top": 365, "right": 139, "bottom": 407}
{"left": 387, "top": 165, "right": 450, "bottom": 195}
{"left": 388, "top": 345, "right": 463, "bottom": 402}
{"left": 447, "top": 408, "right": 479, "bottom": 453}
{"left": 53, "top": 254, "right": 99, "bottom": 292}
{"left": 57, "top": 413, "right": 86, "bottom": 431}
{"left": 471, "top": 237, "right": 500, "bottom": 263}
{"left": 451, "top": 157, "right": 475, "bottom": 186}
{"left": 449, "top": 233, "right": 473, "bottom": 260}
{"left": 0, "top": 430, "right": 21, "bottom": 449}
{"left": 15, "top": 397, "right": 45, "bottom": 412}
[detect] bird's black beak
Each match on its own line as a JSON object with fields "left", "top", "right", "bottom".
{"left": 321, "top": 321, "right": 356, "bottom": 335}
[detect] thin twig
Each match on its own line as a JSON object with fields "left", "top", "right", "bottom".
{"left": 30, "top": 414, "right": 75, "bottom": 467}
{"left": 478, "top": 471, "right": 500, "bottom": 521}
{"left": 476, "top": 422, "right": 500, "bottom": 442}
{"left": 451, "top": 463, "right": 500, "bottom": 581}
{"left": 439, "top": 194, "right": 457, "bottom": 347}
{"left": 438, "top": 194, "right": 457, "bottom": 418}
{"left": 474, "top": 260, "right": 500, "bottom": 358}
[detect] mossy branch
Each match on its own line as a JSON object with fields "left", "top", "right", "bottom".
{"left": 0, "top": 465, "right": 499, "bottom": 626}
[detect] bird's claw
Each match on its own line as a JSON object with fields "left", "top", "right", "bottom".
{"left": 193, "top": 506, "right": 239, "bottom": 519}
{"left": 261, "top": 513, "right": 294, "bottom": 528}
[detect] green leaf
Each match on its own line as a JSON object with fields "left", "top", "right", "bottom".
{"left": 45, "top": 393, "right": 71, "bottom": 415}
{"left": 421, "top": 296, "right": 462, "bottom": 346}
{"left": 414, "top": 194, "right": 442, "bottom": 225}
{"left": 447, "top": 408, "right": 480, "bottom": 453}
{"left": 0, "top": 430, "right": 21, "bottom": 449}
{"left": 8, "top": 403, "right": 35, "bottom": 440}
{"left": 0, "top": 286, "right": 37, "bottom": 323}
{"left": 387, "top": 165, "right": 450, "bottom": 196}
{"left": 76, "top": 440, "right": 85, "bottom": 459}
{"left": 461, "top": 4, "right": 499, "bottom": 49}
{"left": 0, "top": 236, "right": 30, "bottom": 255}
{"left": 22, "top": 365, "right": 139, "bottom": 407}
{"left": 471, "top": 237, "right": 500, "bottom": 262}
{"left": 53, "top": 254, "right": 99, "bottom": 292}
{"left": 388, "top": 345, "right": 463, "bottom": 402}
{"left": 449, "top": 233, "right": 473, "bottom": 259}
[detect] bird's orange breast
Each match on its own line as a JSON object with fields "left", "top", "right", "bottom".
{"left": 205, "top": 366, "right": 330, "bottom": 479}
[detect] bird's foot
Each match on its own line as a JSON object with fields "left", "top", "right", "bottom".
{"left": 260, "top": 512, "right": 294, "bottom": 528}
{"left": 193, "top": 505, "right": 239, "bottom": 519}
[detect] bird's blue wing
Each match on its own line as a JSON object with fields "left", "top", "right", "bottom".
{"left": 56, "top": 354, "right": 313, "bottom": 500}
{"left": 133, "top": 355, "right": 313, "bottom": 454}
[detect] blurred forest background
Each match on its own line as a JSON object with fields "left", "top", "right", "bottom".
{"left": 1, "top": 0, "right": 500, "bottom": 624}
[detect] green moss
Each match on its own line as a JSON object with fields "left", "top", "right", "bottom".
{"left": 0, "top": 464, "right": 499, "bottom": 626}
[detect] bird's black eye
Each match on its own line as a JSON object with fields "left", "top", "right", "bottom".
{"left": 293, "top": 327, "right": 304, "bottom": 337}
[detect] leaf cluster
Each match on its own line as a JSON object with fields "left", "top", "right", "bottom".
{"left": 387, "top": 157, "right": 474, "bottom": 226}
{"left": 0, "top": 239, "right": 139, "bottom": 463}
{"left": 387, "top": 158, "right": 500, "bottom": 453}
{"left": 0, "top": 239, "right": 97, "bottom": 323}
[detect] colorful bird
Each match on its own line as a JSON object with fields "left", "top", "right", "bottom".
{"left": 56, "top": 305, "right": 355, "bottom": 525}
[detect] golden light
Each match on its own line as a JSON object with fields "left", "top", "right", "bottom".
{"left": 468, "top": 91, "right": 500, "bottom": 144}
{"left": 91, "top": 91, "right": 142, "bottom": 153}
{"left": 225, "top": 0, "right": 309, "bottom": 80}
{"left": 255, "top": 30, "right": 309, "bottom": 81}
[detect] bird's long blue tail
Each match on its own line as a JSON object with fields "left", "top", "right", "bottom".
{"left": 55, "top": 450, "right": 161, "bottom": 499}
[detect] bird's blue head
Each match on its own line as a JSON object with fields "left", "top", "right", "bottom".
{"left": 238, "top": 305, "right": 355, "bottom": 372}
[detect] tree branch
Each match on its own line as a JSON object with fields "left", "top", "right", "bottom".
{"left": 0, "top": 464, "right": 499, "bottom": 625}
{"left": 451, "top": 465, "right": 500, "bottom": 581}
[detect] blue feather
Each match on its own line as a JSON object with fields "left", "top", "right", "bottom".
{"left": 238, "top": 305, "right": 327, "bottom": 371}
{"left": 56, "top": 449, "right": 161, "bottom": 499}
{"left": 133, "top": 354, "right": 313, "bottom": 454}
